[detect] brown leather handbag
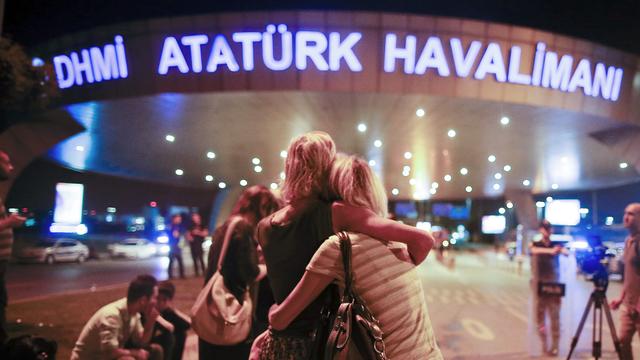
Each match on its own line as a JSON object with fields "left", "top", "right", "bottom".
{"left": 324, "top": 231, "right": 387, "bottom": 360}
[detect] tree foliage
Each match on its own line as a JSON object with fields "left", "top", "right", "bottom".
{"left": 0, "top": 36, "right": 58, "bottom": 131}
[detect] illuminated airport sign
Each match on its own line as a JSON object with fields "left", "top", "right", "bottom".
{"left": 50, "top": 25, "right": 624, "bottom": 101}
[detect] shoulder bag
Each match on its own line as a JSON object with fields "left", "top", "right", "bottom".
{"left": 190, "top": 216, "right": 253, "bottom": 345}
{"left": 324, "top": 231, "right": 387, "bottom": 360}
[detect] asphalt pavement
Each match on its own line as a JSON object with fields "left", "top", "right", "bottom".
{"left": 6, "top": 254, "right": 195, "bottom": 303}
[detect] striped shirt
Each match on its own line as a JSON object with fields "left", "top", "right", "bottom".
{"left": 0, "top": 199, "right": 14, "bottom": 260}
{"left": 307, "top": 233, "right": 443, "bottom": 360}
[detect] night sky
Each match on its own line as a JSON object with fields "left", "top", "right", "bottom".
{"left": 3, "top": 0, "right": 640, "bottom": 54}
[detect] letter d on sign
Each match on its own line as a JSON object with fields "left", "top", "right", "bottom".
{"left": 54, "top": 55, "right": 75, "bottom": 89}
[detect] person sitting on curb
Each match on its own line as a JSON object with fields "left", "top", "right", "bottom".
{"left": 150, "top": 281, "right": 191, "bottom": 360}
{"left": 70, "top": 274, "right": 163, "bottom": 360}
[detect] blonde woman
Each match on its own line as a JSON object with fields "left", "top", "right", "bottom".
{"left": 256, "top": 132, "right": 434, "bottom": 359}
{"left": 267, "top": 154, "right": 443, "bottom": 359}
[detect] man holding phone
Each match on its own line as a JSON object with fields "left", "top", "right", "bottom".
{"left": 0, "top": 150, "right": 26, "bottom": 346}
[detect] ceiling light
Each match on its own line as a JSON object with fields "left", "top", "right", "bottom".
{"left": 488, "top": 155, "right": 496, "bottom": 163}
{"left": 206, "top": 151, "right": 216, "bottom": 159}
{"left": 447, "top": 129, "right": 456, "bottom": 138}
{"left": 374, "top": 139, "right": 382, "bottom": 148}
{"left": 280, "top": 172, "right": 286, "bottom": 180}
{"left": 239, "top": 179, "right": 248, "bottom": 186}
{"left": 493, "top": 184, "right": 501, "bottom": 190}
{"left": 619, "top": 162, "right": 629, "bottom": 169}
{"left": 165, "top": 134, "right": 175, "bottom": 142}
{"left": 551, "top": 183, "right": 559, "bottom": 190}
{"left": 403, "top": 165, "right": 411, "bottom": 172}
{"left": 460, "top": 168, "right": 468, "bottom": 175}
{"left": 465, "top": 186, "right": 473, "bottom": 193}
{"left": 280, "top": 150, "right": 288, "bottom": 158}
{"left": 409, "top": 178, "right": 417, "bottom": 186}
{"left": 252, "top": 157, "right": 261, "bottom": 165}
{"left": 503, "top": 165, "right": 511, "bottom": 172}
{"left": 205, "top": 175, "right": 213, "bottom": 182}
{"left": 429, "top": 188, "right": 437, "bottom": 195}
{"left": 546, "top": 196, "right": 553, "bottom": 202}
{"left": 444, "top": 174, "right": 452, "bottom": 182}
{"left": 500, "top": 116, "right": 510, "bottom": 125}
{"left": 522, "top": 179, "right": 531, "bottom": 186}
{"left": 391, "top": 188, "right": 399, "bottom": 196}
{"left": 402, "top": 170, "right": 410, "bottom": 177}
{"left": 357, "top": 123, "right": 367, "bottom": 132}
{"left": 536, "top": 201, "right": 546, "bottom": 208}
{"left": 498, "top": 207, "right": 506, "bottom": 214}
{"left": 218, "top": 182, "right": 226, "bottom": 189}
{"left": 75, "top": 145, "right": 85, "bottom": 152}
{"left": 506, "top": 201, "right": 514, "bottom": 209}
{"left": 494, "top": 173, "right": 502, "bottom": 180}
{"left": 431, "top": 182, "right": 439, "bottom": 189}
{"left": 404, "top": 152, "right": 412, "bottom": 160}
{"left": 254, "top": 165, "right": 263, "bottom": 173}
{"left": 175, "top": 169, "right": 183, "bottom": 176}
{"left": 270, "top": 183, "right": 278, "bottom": 190}
{"left": 416, "top": 108, "right": 425, "bottom": 117}
{"left": 369, "top": 160, "right": 376, "bottom": 166}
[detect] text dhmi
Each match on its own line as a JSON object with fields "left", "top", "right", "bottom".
{"left": 53, "top": 35, "right": 128, "bottom": 89}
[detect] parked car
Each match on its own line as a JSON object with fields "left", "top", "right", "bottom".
{"left": 17, "top": 238, "right": 89, "bottom": 264}
{"left": 108, "top": 238, "right": 158, "bottom": 259}
{"left": 603, "top": 240, "right": 625, "bottom": 280}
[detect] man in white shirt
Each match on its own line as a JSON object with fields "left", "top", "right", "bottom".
{"left": 71, "top": 274, "right": 163, "bottom": 360}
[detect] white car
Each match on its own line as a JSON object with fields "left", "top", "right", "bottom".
{"left": 17, "top": 239, "right": 89, "bottom": 264}
{"left": 108, "top": 238, "right": 157, "bottom": 259}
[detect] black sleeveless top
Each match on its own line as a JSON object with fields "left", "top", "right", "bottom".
{"left": 257, "top": 200, "right": 333, "bottom": 334}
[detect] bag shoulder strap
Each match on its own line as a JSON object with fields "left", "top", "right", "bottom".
{"left": 337, "top": 231, "right": 353, "bottom": 299}
{"left": 217, "top": 216, "right": 242, "bottom": 271}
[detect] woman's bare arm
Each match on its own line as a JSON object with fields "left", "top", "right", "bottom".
{"left": 332, "top": 201, "right": 434, "bottom": 265}
{"left": 268, "top": 271, "right": 334, "bottom": 331}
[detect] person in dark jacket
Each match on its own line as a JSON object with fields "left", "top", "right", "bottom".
{"left": 198, "top": 185, "right": 280, "bottom": 359}
{"left": 151, "top": 281, "right": 190, "bottom": 360}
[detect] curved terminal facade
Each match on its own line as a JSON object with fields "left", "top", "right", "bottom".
{"left": 30, "top": 11, "right": 640, "bottom": 203}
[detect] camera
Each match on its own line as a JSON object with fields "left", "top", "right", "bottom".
{"left": 577, "top": 235, "right": 614, "bottom": 291}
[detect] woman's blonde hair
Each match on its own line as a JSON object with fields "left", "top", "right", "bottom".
{"left": 282, "top": 131, "right": 336, "bottom": 202}
{"left": 329, "top": 154, "right": 388, "bottom": 217}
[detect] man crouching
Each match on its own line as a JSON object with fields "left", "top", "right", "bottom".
{"left": 71, "top": 274, "right": 163, "bottom": 360}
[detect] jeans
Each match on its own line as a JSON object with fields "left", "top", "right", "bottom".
{"left": 190, "top": 245, "right": 205, "bottom": 276}
{"left": 168, "top": 247, "right": 184, "bottom": 279}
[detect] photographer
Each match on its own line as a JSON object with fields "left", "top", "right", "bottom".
{"left": 529, "top": 219, "right": 568, "bottom": 356}
{"left": 610, "top": 203, "right": 640, "bottom": 360}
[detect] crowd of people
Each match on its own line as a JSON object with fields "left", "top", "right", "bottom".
{"left": 0, "top": 132, "right": 638, "bottom": 359}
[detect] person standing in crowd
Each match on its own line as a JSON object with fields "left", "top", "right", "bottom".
{"left": 186, "top": 213, "right": 207, "bottom": 277}
{"left": 256, "top": 132, "right": 434, "bottom": 358}
{"left": 167, "top": 214, "right": 185, "bottom": 279}
{"left": 529, "top": 219, "right": 566, "bottom": 356}
{"left": 71, "top": 275, "right": 163, "bottom": 360}
{"left": 151, "top": 281, "right": 190, "bottom": 360}
{"left": 0, "top": 151, "right": 26, "bottom": 346}
{"left": 199, "top": 185, "right": 280, "bottom": 359}
{"left": 267, "top": 154, "right": 442, "bottom": 359}
{"left": 610, "top": 203, "right": 640, "bottom": 360}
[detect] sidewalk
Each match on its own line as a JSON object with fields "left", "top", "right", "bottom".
{"left": 6, "top": 276, "right": 204, "bottom": 359}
